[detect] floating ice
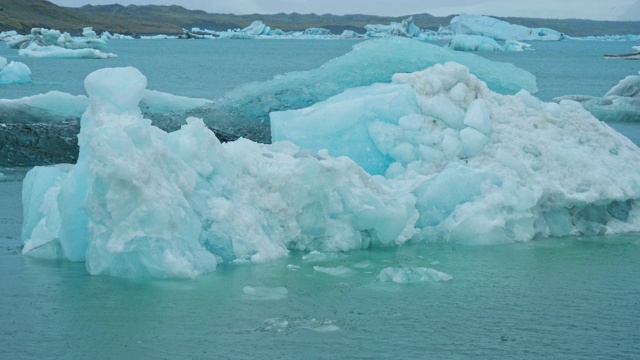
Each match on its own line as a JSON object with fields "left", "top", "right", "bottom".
{"left": 365, "top": 16, "right": 422, "bottom": 38}
{"left": 447, "top": 35, "right": 533, "bottom": 52}
{"left": 19, "top": 43, "right": 117, "bottom": 59}
{"left": 0, "top": 89, "right": 211, "bottom": 125}
{"left": 0, "top": 92, "right": 86, "bottom": 122}
{"left": 7, "top": 27, "right": 107, "bottom": 50}
{"left": 0, "top": 56, "right": 31, "bottom": 84}
{"left": 22, "top": 67, "right": 417, "bottom": 277}
{"left": 555, "top": 72, "right": 640, "bottom": 122}
{"left": 273, "top": 61, "right": 640, "bottom": 244}
{"left": 242, "top": 286, "right": 289, "bottom": 300}
{"left": 241, "top": 21, "right": 272, "bottom": 36}
{"left": 22, "top": 60, "right": 640, "bottom": 278}
{"left": 313, "top": 266, "right": 356, "bottom": 277}
{"left": 209, "top": 37, "right": 536, "bottom": 142}
{"left": 448, "top": 13, "right": 564, "bottom": 41}
{"left": 377, "top": 267, "right": 453, "bottom": 283}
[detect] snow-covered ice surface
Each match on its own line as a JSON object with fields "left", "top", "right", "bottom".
{"left": 555, "top": 72, "right": 640, "bottom": 122}
{"left": 21, "top": 61, "right": 640, "bottom": 278}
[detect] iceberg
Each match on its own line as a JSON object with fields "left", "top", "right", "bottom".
{"left": 0, "top": 56, "right": 31, "bottom": 84}
{"left": 18, "top": 43, "right": 117, "bottom": 59}
{"left": 448, "top": 13, "right": 564, "bottom": 41}
{"left": 303, "top": 28, "right": 331, "bottom": 36}
{"left": 6, "top": 27, "right": 108, "bottom": 50}
{"left": 365, "top": 16, "right": 422, "bottom": 38}
{"left": 0, "top": 89, "right": 211, "bottom": 125}
{"left": 272, "top": 61, "right": 640, "bottom": 244}
{"left": 22, "top": 62, "right": 640, "bottom": 278}
{"left": 0, "top": 90, "right": 213, "bottom": 167}
{"left": 22, "top": 67, "right": 418, "bottom": 277}
{"left": 555, "top": 72, "right": 640, "bottom": 122}
{"left": 241, "top": 21, "right": 272, "bottom": 36}
{"left": 206, "top": 38, "right": 537, "bottom": 143}
{"left": 447, "top": 35, "right": 532, "bottom": 52}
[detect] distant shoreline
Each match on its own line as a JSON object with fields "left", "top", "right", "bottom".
{"left": 1, "top": 1, "right": 639, "bottom": 36}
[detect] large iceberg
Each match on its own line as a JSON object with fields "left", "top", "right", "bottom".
{"left": 22, "top": 63, "right": 640, "bottom": 278}
{"left": 448, "top": 13, "right": 564, "bottom": 41}
{"left": 272, "top": 61, "right": 640, "bottom": 242}
{"left": 555, "top": 72, "right": 640, "bottom": 122}
{"left": 22, "top": 67, "right": 416, "bottom": 277}
{"left": 204, "top": 38, "right": 537, "bottom": 143}
{"left": 0, "top": 56, "right": 31, "bottom": 84}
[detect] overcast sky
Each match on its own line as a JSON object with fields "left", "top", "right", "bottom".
{"left": 49, "top": 0, "right": 640, "bottom": 21}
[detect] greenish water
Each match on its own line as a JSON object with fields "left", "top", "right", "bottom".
{"left": 2, "top": 168, "right": 640, "bottom": 359}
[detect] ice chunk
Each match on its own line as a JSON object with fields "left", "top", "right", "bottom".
{"left": 313, "top": 266, "right": 356, "bottom": 277}
{"left": 377, "top": 267, "right": 453, "bottom": 283}
{"left": 211, "top": 37, "right": 536, "bottom": 142}
{"left": 241, "top": 21, "right": 272, "bottom": 36}
{"left": 447, "top": 35, "right": 504, "bottom": 52}
{"left": 242, "top": 286, "right": 288, "bottom": 300}
{"left": 19, "top": 43, "right": 117, "bottom": 59}
{"left": 304, "top": 28, "right": 331, "bottom": 36}
{"left": 22, "top": 67, "right": 418, "bottom": 277}
{"left": 447, "top": 35, "right": 533, "bottom": 52}
{"left": 271, "top": 61, "right": 640, "bottom": 244}
{"left": 7, "top": 27, "right": 107, "bottom": 50}
{"left": 271, "top": 83, "right": 420, "bottom": 175}
{"left": 365, "top": 16, "right": 422, "bottom": 38}
{"left": 448, "top": 13, "right": 564, "bottom": 41}
{"left": 0, "top": 56, "right": 31, "bottom": 84}
{"left": 555, "top": 72, "right": 640, "bottom": 122}
{"left": 139, "top": 90, "right": 211, "bottom": 113}
{"left": 22, "top": 61, "right": 640, "bottom": 278}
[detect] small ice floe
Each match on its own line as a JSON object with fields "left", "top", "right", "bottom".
{"left": 242, "top": 286, "right": 288, "bottom": 300}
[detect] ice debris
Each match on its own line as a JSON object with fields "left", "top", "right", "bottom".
{"left": 377, "top": 267, "right": 453, "bottom": 283}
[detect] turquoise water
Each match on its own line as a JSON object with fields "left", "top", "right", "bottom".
{"left": 2, "top": 39, "right": 640, "bottom": 359}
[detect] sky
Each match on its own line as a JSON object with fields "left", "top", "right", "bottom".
{"left": 49, "top": 0, "right": 640, "bottom": 21}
